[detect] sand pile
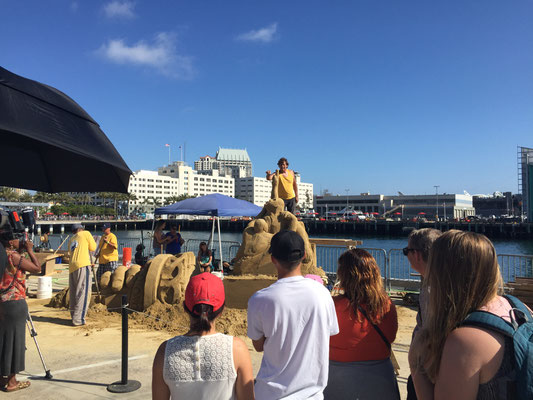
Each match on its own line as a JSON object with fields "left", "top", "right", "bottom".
{"left": 129, "top": 301, "right": 248, "bottom": 336}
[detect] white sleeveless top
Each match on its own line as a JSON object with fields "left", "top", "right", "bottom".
{"left": 163, "top": 333, "right": 237, "bottom": 400}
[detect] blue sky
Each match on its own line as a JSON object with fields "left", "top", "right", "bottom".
{"left": 2, "top": 1, "right": 532, "bottom": 196}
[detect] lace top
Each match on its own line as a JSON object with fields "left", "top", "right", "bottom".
{"left": 163, "top": 333, "right": 237, "bottom": 400}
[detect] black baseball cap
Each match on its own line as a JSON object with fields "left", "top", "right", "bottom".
{"left": 269, "top": 230, "right": 305, "bottom": 262}
{"left": 71, "top": 224, "right": 84, "bottom": 232}
{"left": 102, "top": 223, "right": 111, "bottom": 230}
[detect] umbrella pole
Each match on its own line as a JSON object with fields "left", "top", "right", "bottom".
{"left": 217, "top": 217, "right": 223, "bottom": 272}
{"left": 208, "top": 217, "right": 215, "bottom": 250}
{"left": 148, "top": 219, "right": 155, "bottom": 256}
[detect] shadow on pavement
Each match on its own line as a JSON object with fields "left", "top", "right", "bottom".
{"left": 29, "top": 315, "right": 73, "bottom": 326}
{"left": 30, "top": 376, "right": 109, "bottom": 387}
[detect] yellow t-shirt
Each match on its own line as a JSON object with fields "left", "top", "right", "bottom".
{"left": 278, "top": 169, "right": 296, "bottom": 200}
{"left": 68, "top": 231, "right": 97, "bottom": 273}
{"left": 99, "top": 232, "right": 119, "bottom": 263}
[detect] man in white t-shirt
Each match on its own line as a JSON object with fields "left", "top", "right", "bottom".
{"left": 247, "top": 230, "right": 339, "bottom": 399}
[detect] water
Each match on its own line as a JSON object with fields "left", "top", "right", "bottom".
{"left": 43, "top": 229, "right": 533, "bottom": 257}
{"left": 42, "top": 229, "right": 533, "bottom": 282}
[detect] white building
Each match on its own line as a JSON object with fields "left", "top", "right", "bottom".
{"left": 194, "top": 148, "right": 252, "bottom": 179}
{"left": 235, "top": 173, "right": 314, "bottom": 210}
{"left": 194, "top": 155, "right": 216, "bottom": 172}
{"left": 158, "top": 161, "right": 234, "bottom": 198}
{"left": 127, "top": 170, "right": 181, "bottom": 213}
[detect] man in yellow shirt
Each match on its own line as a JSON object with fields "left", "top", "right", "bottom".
{"left": 97, "top": 223, "right": 118, "bottom": 283}
{"left": 266, "top": 157, "right": 299, "bottom": 214}
{"left": 68, "top": 224, "right": 96, "bottom": 326}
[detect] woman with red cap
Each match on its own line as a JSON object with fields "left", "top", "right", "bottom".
{"left": 152, "top": 273, "right": 254, "bottom": 400}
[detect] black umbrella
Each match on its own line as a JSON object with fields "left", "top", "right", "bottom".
{"left": 0, "top": 66, "right": 132, "bottom": 193}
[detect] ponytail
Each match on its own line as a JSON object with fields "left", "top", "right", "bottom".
{"left": 184, "top": 302, "right": 225, "bottom": 333}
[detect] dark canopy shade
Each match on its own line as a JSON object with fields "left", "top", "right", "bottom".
{"left": 0, "top": 66, "right": 132, "bottom": 193}
{"left": 155, "top": 193, "right": 262, "bottom": 217}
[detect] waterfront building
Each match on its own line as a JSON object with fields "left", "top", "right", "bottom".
{"left": 127, "top": 170, "right": 181, "bottom": 214}
{"left": 472, "top": 192, "right": 521, "bottom": 217}
{"left": 235, "top": 173, "right": 314, "bottom": 209}
{"left": 518, "top": 146, "right": 533, "bottom": 220}
{"left": 315, "top": 193, "right": 475, "bottom": 220}
{"left": 158, "top": 161, "right": 234, "bottom": 198}
{"left": 194, "top": 148, "right": 252, "bottom": 179}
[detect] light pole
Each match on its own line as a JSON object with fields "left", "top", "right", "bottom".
{"left": 434, "top": 185, "right": 440, "bottom": 221}
{"left": 345, "top": 189, "right": 350, "bottom": 218}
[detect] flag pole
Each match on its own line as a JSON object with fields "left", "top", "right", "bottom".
{"left": 165, "top": 144, "right": 171, "bottom": 165}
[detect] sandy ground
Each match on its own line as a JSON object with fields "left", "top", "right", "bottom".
{"left": 10, "top": 275, "right": 417, "bottom": 399}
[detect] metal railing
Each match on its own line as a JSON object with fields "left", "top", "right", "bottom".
{"left": 183, "top": 239, "right": 241, "bottom": 263}
{"left": 497, "top": 254, "right": 533, "bottom": 283}
{"left": 321, "top": 248, "right": 533, "bottom": 292}
{"left": 36, "top": 233, "right": 533, "bottom": 292}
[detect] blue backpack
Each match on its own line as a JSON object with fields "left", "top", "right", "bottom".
{"left": 461, "top": 294, "right": 533, "bottom": 400}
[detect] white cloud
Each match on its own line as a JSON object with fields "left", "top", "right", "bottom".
{"left": 103, "top": 1, "right": 136, "bottom": 19}
{"left": 97, "top": 32, "right": 195, "bottom": 79}
{"left": 236, "top": 23, "right": 278, "bottom": 43}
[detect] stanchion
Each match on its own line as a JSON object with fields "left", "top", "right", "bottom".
{"left": 107, "top": 295, "right": 141, "bottom": 393}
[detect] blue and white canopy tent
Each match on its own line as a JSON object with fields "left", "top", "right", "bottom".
{"left": 154, "top": 193, "right": 262, "bottom": 268}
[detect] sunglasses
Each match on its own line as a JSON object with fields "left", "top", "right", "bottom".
{"left": 402, "top": 247, "right": 417, "bottom": 256}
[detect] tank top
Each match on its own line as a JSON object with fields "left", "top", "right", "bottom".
{"left": 163, "top": 333, "right": 237, "bottom": 400}
{"left": 476, "top": 296, "right": 516, "bottom": 399}
{"left": 0, "top": 251, "right": 26, "bottom": 302}
{"left": 278, "top": 169, "right": 295, "bottom": 200}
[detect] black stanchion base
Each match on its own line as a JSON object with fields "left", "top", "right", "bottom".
{"left": 107, "top": 380, "right": 141, "bottom": 393}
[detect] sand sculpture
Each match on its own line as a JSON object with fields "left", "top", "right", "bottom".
{"left": 50, "top": 172, "right": 324, "bottom": 315}
{"left": 50, "top": 253, "right": 196, "bottom": 311}
{"left": 232, "top": 170, "right": 325, "bottom": 278}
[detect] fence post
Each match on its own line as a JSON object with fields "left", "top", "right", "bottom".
{"left": 107, "top": 295, "right": 141, "bottom": 393}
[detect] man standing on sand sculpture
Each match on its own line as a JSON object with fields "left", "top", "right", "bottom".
{"left": 266, "top": 157, "right": 298, "bottom": 214}
{"left": 247, "top": 230, "right": 338, "bottom": 399}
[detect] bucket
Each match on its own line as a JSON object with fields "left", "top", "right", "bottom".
{"left": 211, "top": 271, "right": 224, "bottom": 280}
{"left": 123, "top": 247, "right": 132, "bottom": 267}
{"left": 36, "top": 276, "right": 52, "bottom": 299}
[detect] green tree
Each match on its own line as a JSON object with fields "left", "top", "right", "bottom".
{"left": 34, "top": 191, "right": 53, "bottom": 203}
{"left": 19, "top": 192, "right": 34, "bottom": 203}
{"left": 0, "top": 187, "right": 19, "bottom": 202}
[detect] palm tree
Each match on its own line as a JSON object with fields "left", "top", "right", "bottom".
{"left": 34, "top": 191, "right": 53, "bottom": 203}
{"left": 141, "top": 197, "right": 151, "bottom": 213}
{"left": 19, "top": 192, "right": 34, "bottom": 203}
{"left": 0, "top": 187, "right": 19, "bottom": 202}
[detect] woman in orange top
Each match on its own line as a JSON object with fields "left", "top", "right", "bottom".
{"left": 0, "top": 236, "right": 41, "bottom": 393}
{"left": 324, "top": 248, "right": 399, "bottom": 400}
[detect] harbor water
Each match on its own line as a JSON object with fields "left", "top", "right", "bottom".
{"left": 40, "top": 229, "right": 533, "bottom": 283}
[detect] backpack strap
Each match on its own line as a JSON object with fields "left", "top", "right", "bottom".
{"left": 461, "top": 310, "right": 516, "bottom": 337}
{"left": 503, "top": 295, "right": 532, "bottom": 318}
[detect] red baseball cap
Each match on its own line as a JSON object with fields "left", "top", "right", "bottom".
{"left": 185, "top": 272, "right": 225, "bottom": 313}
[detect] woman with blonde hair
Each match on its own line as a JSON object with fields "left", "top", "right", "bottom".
{"left": 409, "top": 230, "right": 528, "bottom": 399}
{"left": 324, "top": 248, "right": 399, "bottom": 399}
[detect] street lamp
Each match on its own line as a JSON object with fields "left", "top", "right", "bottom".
{"left": 345, "top": 189, "right": 350, "bottom": 218}
{"left": 434, "top": 185, "right": 440, "bottom": 221}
